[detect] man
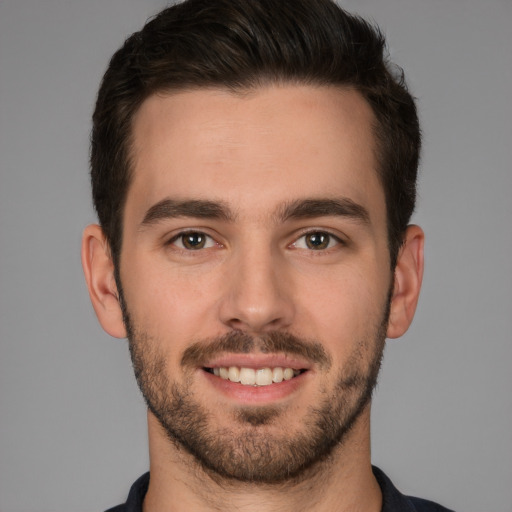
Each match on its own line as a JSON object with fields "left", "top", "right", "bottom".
{"left": 81, "top": 0, "right": 453, "bottom": 510}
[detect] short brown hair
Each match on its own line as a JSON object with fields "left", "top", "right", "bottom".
{"left": 91, "top": 0, "right": 420, "bottom": 269}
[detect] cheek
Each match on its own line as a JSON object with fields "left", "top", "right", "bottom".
{"left": 296, "top": 264, "right": 389, "bottom": 350}
{"left": 120, "top": 254, "right": 220, "bottom": 341}
{"left": 303, "top": 279, "right": 372, "bottom": 327}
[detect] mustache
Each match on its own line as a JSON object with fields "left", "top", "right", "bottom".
{"left": 181, "top": 330, "right": 332, "bottom": 370}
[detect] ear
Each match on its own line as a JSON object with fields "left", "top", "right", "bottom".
{"left": 81, "top": 224, "right": 127, "bottom": 339}
{"left": 387, "top": 225, "right": 424, "bottom": 339}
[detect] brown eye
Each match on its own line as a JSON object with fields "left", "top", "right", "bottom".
{"left": 292, "top": 231, "right": 340, "bottom": 251}
{"left": 173, "top": 232, "right": 214, "bottom": 250}
{"left": 182, "top": 232, "right": 206, "bottom": 249}
{"left": 305, "top": 232, "right": 331, "bottom": 250}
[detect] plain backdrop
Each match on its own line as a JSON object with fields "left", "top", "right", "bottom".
{"left": 0, "top": 1, "right": 511, "bottom": 511}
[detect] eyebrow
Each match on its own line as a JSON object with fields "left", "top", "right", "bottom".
{"left": 276, "top": 198, "right": 370, "bottom": 225}
{"left": 141, "top": 198, "right": 235, "bottom": 226}
{"left": 140, "top": 196, "right": 370, "bottom": 228}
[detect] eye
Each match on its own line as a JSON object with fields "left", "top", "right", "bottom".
{"left": 170, "top": 231, "right": 217, "bottom": 250}
{"left": 293, "top": 231, "right": 340, "bottom": 250}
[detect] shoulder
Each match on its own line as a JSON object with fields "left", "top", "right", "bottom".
{"left": 105, "top": 468, "right": 454, "bottom": 512}
{"left": 103, "top": 472, "right": 150, "bottom": 512}
{"left": 373, "top": 466, "right": 455, "bottom": 512}
{"left": 407, "top": 496, "right": 456, "bottom": 512}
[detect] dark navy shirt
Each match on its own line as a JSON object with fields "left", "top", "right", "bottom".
{"left": 105, "top": 466, "right": 454, "bottom": 512}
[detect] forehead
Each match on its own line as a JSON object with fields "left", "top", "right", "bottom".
{"left": 128, "top": 85, "right": 383, "bottom": 222}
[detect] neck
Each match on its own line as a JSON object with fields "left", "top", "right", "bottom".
{"left": 143, "top": 408, "right": 382, "bottom": 512}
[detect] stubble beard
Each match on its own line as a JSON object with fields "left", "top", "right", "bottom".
{"left": 120, "top": 290, "right": 389, "bottom": 485}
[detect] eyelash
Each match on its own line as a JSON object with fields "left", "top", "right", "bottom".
{"left": 167, "top": 230, "right": 218, "bottom": 251}
{"left": 291, "top": 231, "right": 343, "bottom": 251}
{"left": 166, "top": 229, "right": 344, "bottom": 252}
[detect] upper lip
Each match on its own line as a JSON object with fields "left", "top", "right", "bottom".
{"left": 201, "top": 353, "right": 313, "bottom": 371}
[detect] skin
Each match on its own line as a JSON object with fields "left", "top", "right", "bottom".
{"left": 82, "top": 85, "right": 424, "bottom": 512}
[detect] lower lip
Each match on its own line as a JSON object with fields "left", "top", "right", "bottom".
{"left": 200, "top": 369, "right": 309, "bottom": 404}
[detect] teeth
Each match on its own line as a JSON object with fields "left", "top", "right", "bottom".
{"left": 283, "top": 368, "right": 294, "bottom": 380}
{"left": 228, "top": 366, "right": 240, "bottom": 383}
{"left": 210, "top": 366, "right": 302, "bottom": 386}
{"left": 272, "top": 367, "right": 284, "bottom": 383}
{"left": 256, "top": 368, "right": 273, "bottom": 386}
{"left": 240, "top": 367, "right": 256, "bottom": 385}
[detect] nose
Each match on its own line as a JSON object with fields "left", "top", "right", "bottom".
{"left": 218, "top": 244, "right": 295, "bottom": 333}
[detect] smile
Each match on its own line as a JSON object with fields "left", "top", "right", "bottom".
{"left": 205, "top": 366, "right": 305, "bottom": 386}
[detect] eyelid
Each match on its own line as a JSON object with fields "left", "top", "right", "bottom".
{"left": 162, "top": 227, "right": 346, "bottom": 251}
{"left": 290, "top": 229, "right": 345, "bottom": 250}
{"left": 166, "top": 229, "right": 219, "bottom": 250}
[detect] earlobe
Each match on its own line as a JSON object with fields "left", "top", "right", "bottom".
{"left": 387, "top": 225, "right": 424, "bottom": 339}
{"left": 81, "top": 224, "right": 127, "bottom": 339}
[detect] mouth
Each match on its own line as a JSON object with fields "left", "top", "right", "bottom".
{"left": 204, "top": 366, "right": 307, "bottom": 386}
{"left": 199, "top": 356, "right": 312, "bottom": 404}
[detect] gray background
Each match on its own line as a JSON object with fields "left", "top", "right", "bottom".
{"left": 0, "top": 1, "right": 510, "bottom": 511}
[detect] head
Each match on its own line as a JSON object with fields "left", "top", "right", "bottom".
{"left": 84, "top": 0, "right": 424, "bottom": 486}
{"left": 91, "top": 0, "right": 420, "bottom": 273}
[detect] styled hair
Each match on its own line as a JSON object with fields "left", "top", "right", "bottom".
{"left": 91, "top": 0, "right": 420, "bottom": 269}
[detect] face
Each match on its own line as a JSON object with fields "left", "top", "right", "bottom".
{"left": 117, "top": 85, "right": 393, "bottom": 482}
